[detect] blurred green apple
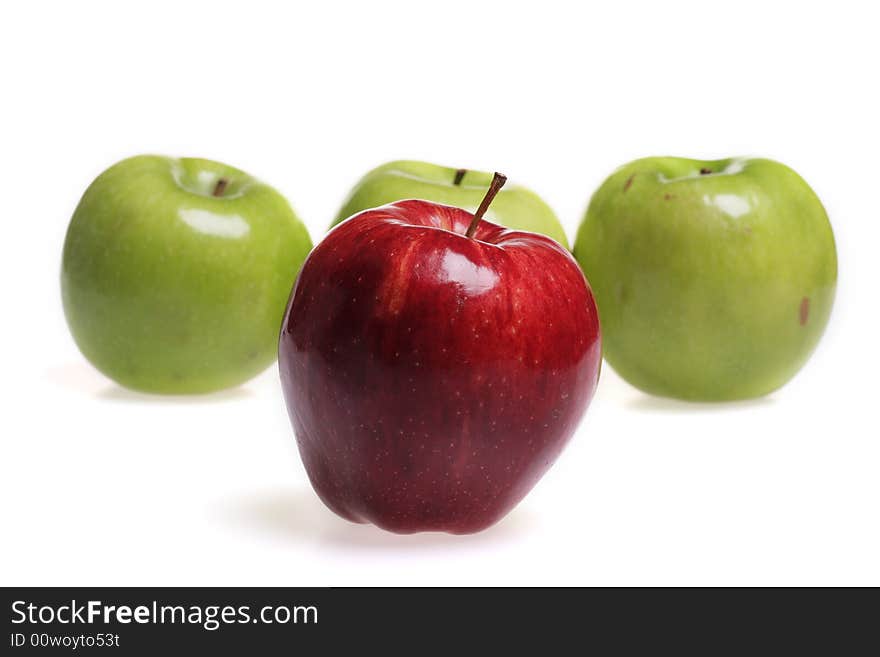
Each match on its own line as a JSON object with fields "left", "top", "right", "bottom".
{"left": 574, "top": 156, "right": 837, "bottom": 400}
{"left": 61, "top": 155, "right": 312, "bottom": 394}
{"left": 331, "top": 160, "right": 568, "bottom": 248}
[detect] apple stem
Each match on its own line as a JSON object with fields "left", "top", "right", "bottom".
{"left": 464, "top": 172, "right": 507, "bottom": 239}
{"left": 213, "top": 178, "right": 229, "bottom": 197}
{"left": 453, "top": 169, "right": 467, "bottom": 186}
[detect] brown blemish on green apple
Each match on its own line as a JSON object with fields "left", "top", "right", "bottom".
{"left": 213, "top": 178, "right": 228, "bottom": 197}
{"left": 799, "top": 297, "right": 810, "bottom": 325}
{"left": 664, "top": 193, "right": 674, "bottom": 201}
{"left": 453, "top": 169, "right": 467, "bottom": 186}
{"left": 623, "top": 175, "right": 635, "bottom": 192}
{"left": 699, "top": 167, "right": 712, "bottom": 175}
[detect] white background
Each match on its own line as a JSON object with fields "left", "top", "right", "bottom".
{"left": 2, "top": 1, "right": 878, "bottom": 586}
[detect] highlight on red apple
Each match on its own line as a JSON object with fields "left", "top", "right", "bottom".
{"left": 279, "top": 173, "right": 602, "bottom": 534}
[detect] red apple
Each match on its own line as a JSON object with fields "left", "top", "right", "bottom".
{"left": 279, "top": 174, "right": 601, "bottom": 534}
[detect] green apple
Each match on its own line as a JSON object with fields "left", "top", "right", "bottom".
{"left": 331, "top": 160, "right": 569, "bottom": 248}
{"left": 574, "top": 157, "right": 837, "bottom": 400}
{"left": 61, "top": 155, "right": 312, "bottom": 394}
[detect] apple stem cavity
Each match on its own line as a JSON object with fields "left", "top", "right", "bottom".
{"left": 453, "top": 169, "right": 467, "bottom": 186}
{"left": 213, "top": 178, "right": 229, "bottom": 197}
{"left": 465, "top": 172, "right": 507, "bottom": 239}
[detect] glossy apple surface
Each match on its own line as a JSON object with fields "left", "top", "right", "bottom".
{"left": 574, "top": 156, "right": 837, "bottom": 400}
{"left": 280, "top": 199, "right": 600, "bottom": 533}
{"left": 331, "top": 160, "right": 569, "bottom": 247}
{"left": 62, "top": 155, "right": 312, "bottom": 393}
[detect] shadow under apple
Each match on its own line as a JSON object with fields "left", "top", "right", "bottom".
{"left": 217, "top": 487, "right": 536, "bottom": 550}
{"left": 625, "top": 393, "right": 777, "bottom": 413}
{"left": 97, "top": 384, "right": 254, "bottom": 404}
{"left": 592, "top": 361, "right": 778, "bottom": 413}
{"left": 45, "top": 362, "right": 255, "bottom": 404}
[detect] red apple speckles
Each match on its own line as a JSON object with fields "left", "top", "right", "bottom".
{"left": 279, "top": 197, "right": 601, "bottom": 534}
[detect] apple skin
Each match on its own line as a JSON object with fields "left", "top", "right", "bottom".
{"left": 574, "top": 157, "right": 837, "bottom": 401}
{"left": 330, "top": 160, "right": 569, "bottom": 248}
{"left": 280, "top": 200, "right": 600, "bottom": 534}
{"left": 62, "top": 155, "right": 312, "bottom": 394}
